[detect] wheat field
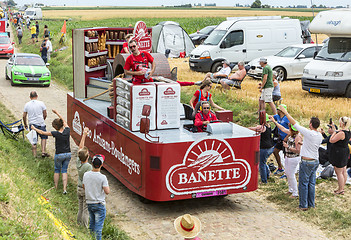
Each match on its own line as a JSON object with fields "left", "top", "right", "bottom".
{"left": 43, "top": 8, "right": 317, "bottom": 20}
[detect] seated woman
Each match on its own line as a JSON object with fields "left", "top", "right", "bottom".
{"left": 189, "top": 79, "right": 224, "bottom": 112}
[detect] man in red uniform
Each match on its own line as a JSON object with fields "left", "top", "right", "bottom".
{"left": 123, "top": 39, "right": 156, "bottom": 84}
{"left": 194, "top": 101, "right": 218, "bottom": 132}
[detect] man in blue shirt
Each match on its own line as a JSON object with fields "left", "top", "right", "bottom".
{"left": 273, "top": 104, "right": 290, "bottom": 174}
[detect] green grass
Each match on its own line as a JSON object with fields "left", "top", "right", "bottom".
{"left": 0, "top": 102, "right": 130, "bottom": 239}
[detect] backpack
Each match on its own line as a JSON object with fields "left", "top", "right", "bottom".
{"left": 320, "top": 164, "right": 334, "bottom": 179}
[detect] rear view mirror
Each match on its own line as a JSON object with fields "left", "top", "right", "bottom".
{"left": 297, "top": 54, "right": 306, "bottom": 59}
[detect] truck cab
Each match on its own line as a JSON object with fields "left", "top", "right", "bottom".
{"left": 302, "top": 9, "right": 351, "bottom": 97}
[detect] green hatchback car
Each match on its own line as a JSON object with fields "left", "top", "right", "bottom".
{"left": 6, "top": 53, "right": 51, "bottom": 87}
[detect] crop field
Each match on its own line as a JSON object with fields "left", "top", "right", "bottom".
{"left": 43, "top": 8, "right": 318, "bottom": 21}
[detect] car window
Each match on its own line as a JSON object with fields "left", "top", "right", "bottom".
{"left": 275, "top": 47, "right": 303, "bottom": 58}
{"left": 199, "top": 26, "right": 214, "bottom": 35}
{"left": 15, "top": 56, "right": 45, "bottom": 66}
{"left": 299, "top": 47, "right": 316, "bottom": 58}
{"left": 221, "top": 30, "right": 244, "bottom": 48}
{"left": 0, "top": 37, "right": 10, "bottom": 44}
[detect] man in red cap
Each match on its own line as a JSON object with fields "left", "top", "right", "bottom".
{"left": 83, "top": 154, "right": 110, "bottom": 240}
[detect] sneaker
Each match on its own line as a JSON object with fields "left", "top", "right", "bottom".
{"left": 63, "top": 191, "right": 67, "bottom": 195}
{"left": 279, "top": 174, "right": 287, "bottom": 179}
{"left": 274, "top": 169, "right": 284, "bottom": 175}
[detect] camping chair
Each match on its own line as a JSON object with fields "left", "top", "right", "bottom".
{"left": 226, "top": 65, "right": 251, "bottom": 90}
{"left": 0, "top": 119, "right": 25, "bottom": 141}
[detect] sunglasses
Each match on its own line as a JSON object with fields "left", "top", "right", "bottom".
{"left": 129, "top": 45, "right": 137, "bottom": 49}
{"left": 207, "top": 85, "right": 212, "bottom": 89}
{"left": 203, "top": 107, "right": 210, "bottom": 109}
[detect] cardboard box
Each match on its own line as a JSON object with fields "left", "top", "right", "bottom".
{"left": 116, "top": 105, "right": 130, "bottom": 119}
{"left": 155, "top": 82, "right": 181, "bottom": 129}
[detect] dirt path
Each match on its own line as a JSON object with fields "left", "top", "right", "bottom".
{"left": 0, "top": 38, "right": 329, "bottom": 239}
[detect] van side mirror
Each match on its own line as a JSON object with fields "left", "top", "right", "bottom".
{"left": 220, "top": 42, "right": 226, "bottom": 49}
{"left": 313, "top": 51, "right": 318, "bottom": 59}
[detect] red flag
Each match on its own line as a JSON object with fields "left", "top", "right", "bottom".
{"left": 61, "top": 20, "right": 66, "bottom": 34}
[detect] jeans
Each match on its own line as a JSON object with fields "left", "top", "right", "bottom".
{"left": 54, "top": 152, "right": 71, "bottom": 173}
{"left": 259, "top": 147, "right": 274, "bottom": 183}
{"left": 285, "top": 156, "right": 300, "bottom": 196}
{"left": 88, "top": 203, "right": 106, "bottom": 240}
{"left": 298, "top": 159, "right": 319, "bottom": 208}
{"left": 77, "top": 186, "right": 89, "bottom": 228}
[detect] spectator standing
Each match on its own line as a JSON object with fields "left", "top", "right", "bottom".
{"left": 83, "top": 155, "right": 110, "bottom": 240}
{"left": 46, "top": 37, "right": 52, "bottom": 61}
{"left": 43, "top": 24, "right": 50, "bottom": 38}
{"left": 272, "top": 104, "right": 290, "bottom": 175}
{"left": 30, "top": 24, "right": 36, "bottom": 44}
{"left": 220, "top": 61, "right": 246, "bottom": 90}
{"left": 31, "top": 109, "right": 71, "bottom": 194}
{"left": 174, "top": 214, "right": 202, "bottom": 240}
{"left": 26, "top": 16, "right": 30, "bottom": 30}
{"left": 258, "top": 58, "right": 277, "bottom": 115}
{"left": 16, "top": 26, "right": 23, "bottom": 44}
{"left": 329, "top": 117, "right": 351, "bottom": 195}
{"left": 249, "top": 114, "right": 274, "bottom": 183}
{"left": 270, "top": 116, "right": 302, "bottom": 197}
{"left": 278, "top": 105, "right": 323, "bottom": 211}
{"left": 23, "top": 91, "right": 48, "bottom": 158}
{"left": 40, "top": 38, "right": 48, "bottom": 63}
{"left": 194, "top": 101, "right": 218, "bottom": 132}
{"left": 35, "top": 21, "right": 39, "bottom": 42}
{"left": 319, "top": 124, "right": 337, "bottom": 165}
{"left": 76, "top": 127, "right": 92, "bottom": 228}
{"left": 203, "top": 59, "right": 231, "bottom": 82}
{"left": 189, "top": 79, "right": 224, "bottom": 111}
{"left": 272, "top": 71, "right": 281, "bottom": 102}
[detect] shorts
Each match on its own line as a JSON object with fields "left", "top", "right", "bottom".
{"left": 54, "top": 152, "right": 71, "bottom": 173}
{"left": 260, "top": 87, "right": 273, "bottom": 103}
{"left": 222, "top": 78, "right": 240, "bottom": 85}
{"left": 29, "top": 124, "right": 48, "bottom": 140}
{"left": 273, "top": 95, "right": 281, "bottom": 102}
{"left": 31, "top": 34, "right": 36, "bottom": 39}
{"left": 274, "top": 138, "right": 284, "bottom": 150}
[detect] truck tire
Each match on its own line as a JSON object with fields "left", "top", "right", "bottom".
{"left": 345, "top": 84, "right": 351, "bottom": 98}
{"left": 273, "top": 67, "right": 286, "bottom": 81}
{"left": 211, "top": 62, "right": 222, "bottom": 73}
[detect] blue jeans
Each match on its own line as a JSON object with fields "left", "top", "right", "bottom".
{"left": 54, "top": 152, "right": 71, "bottom": 173}
{"left": 260, "top": 147, "right": 274, "bottom": 183}
{"left": 298, "top": 159, "right": 319, "bottom": 208}
{"left": 88, "top": 203, "right": 106, "bottom": 240}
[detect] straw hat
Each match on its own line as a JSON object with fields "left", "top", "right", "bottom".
{"left": 174, "top": 214, "right": 201, "bottom": 239}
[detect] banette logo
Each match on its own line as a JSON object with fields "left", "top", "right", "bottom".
{"left": 163, "top": 87, "right": 176, "bottom": 95}
{"left": 72, "top": 111, "right": 82, "bottom": 136}
{"left": 161, "top": 120, "right": 168, "bottom": 125}
{"left": 139, "top": 88, "right": 151, "bottom": 96}
{"left": 166, "top": 138, "right": 251, "bottom": 195}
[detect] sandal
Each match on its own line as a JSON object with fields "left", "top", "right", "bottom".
{"left": 334, "top": 191, "right": 344, "bottom": 195}
{"left": 42, "top": 153, "right": 50, "bottom": 158}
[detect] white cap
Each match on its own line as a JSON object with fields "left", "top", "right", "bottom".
{"left": 259, "top": 57, "right": 267, "bottom": 63}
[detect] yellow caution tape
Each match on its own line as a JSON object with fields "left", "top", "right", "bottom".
{"left": 39, "top": 195, "right": 76, "bottom": 240}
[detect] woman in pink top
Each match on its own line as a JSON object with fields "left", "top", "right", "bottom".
{"left": 174, "top": 214, "right": 202, "bottom": 240}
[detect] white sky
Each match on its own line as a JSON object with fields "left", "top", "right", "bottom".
{"left": 15, "top": 0, "right": 350, "bottom": 7}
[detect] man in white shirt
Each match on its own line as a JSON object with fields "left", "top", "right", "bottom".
{"left": 46, "top": 37, "right": 53, "bottom": 61}
{"left": 23, "top": 91, "right": 48, "bottom": 157}
{"left": 278, "top": 105, "right": 323, "bottom": 211}
{"left": 202, "top": 59, "right": 231, "bottom": 82}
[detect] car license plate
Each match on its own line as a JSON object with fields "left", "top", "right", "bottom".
{"left": 190, "top": 63, "right": 195, "bottom": 67}
{"left": 27, "top": 77, "right": 39, "bottom": 81}
{"left": 195, "top": 190, "right": 227, "bottom": 198}
{"left": 309, "top": 88, "right": 320, "bottom": 93}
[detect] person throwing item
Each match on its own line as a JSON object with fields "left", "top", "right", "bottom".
{"left": 23, "top": 91, "right": 48, "bottom": 158}
{"left": 194, "top": 101, "right": 218, "bottom": 132}
{"left": 123, "top": 39, "right": 156, "bottom": 84}
{"left": 278, "top": 105, "right": 323, "bottom": 211}
{"left": 83, "top": 155, "right": 110, "bottom": 240}
{"left": 258, "top": 58, "right": 277, "bottom": 115}
{"left": 174, "top": 214, "right": 202, "bottom": 240}
{"left": 220, "top": 61, "right": 246, "bottom": 90}
{"left": 76, "top": 127, "right": 92, "bottom": 228}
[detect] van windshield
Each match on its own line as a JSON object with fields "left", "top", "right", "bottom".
{"left": 199, "top": 26, "right": 214, "bottom": 35}
{"left": 275, "top": 47, "right": 303, "bottom": 58}
{"left": 203, "top": 30, "right": 226, "bottom": 45}
{"left": 315, "top": 38, "right": 351, "bottom": 62}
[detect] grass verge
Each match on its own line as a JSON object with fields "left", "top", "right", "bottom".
{"left": 0, "top": 102, "right": 130, "bottom": 239}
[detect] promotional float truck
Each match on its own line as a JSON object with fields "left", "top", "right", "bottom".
{"left": 302, "top": 9, "right": 351, "bottom": 97}
{"left": 68, "top": 23, "right": 260, "bottom": 202}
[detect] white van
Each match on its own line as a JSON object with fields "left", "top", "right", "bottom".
{"left": 189, "top": 16, "right": 303, "bottom": 72}
{"left": 302, "top": 9, "right": 351, "bottom": 97}
{"left": 24, "top": 8, "right": 42, "bottom": 20}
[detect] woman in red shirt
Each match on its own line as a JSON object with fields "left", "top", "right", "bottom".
{"left": 120, "top": 33, "right": 133, "bottom": 54}
{"left": 189, "top": 79, "right": 224, "bottom": 110}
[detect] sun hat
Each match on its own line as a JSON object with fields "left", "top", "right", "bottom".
{"left": 291, "top": 121, "right": 299, "bottom": 131}
{"left": 259, "top": 57, "right": 267, "bottom": 63}
{"left": 277, "top": 104, "right": 287, "bottom": 112}
{"left": 174, "top": 214, "right": 201, "bottom": 239}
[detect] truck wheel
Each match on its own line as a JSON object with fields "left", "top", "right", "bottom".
{"left": 345, "top": 84, "right": 351, "bottom": 98}
{"left": 273, "top": 67, "right": 286, "bottom": 81}
{"left": 211, "top": 62, "right": 222, "bottom": 73}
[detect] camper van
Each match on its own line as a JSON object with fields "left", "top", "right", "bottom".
{"left": 24, "top": 8, "right": 42, "bottom": 20}
{"left": 302, "top": 9, "right": 351, "bottom": 97}
{"left": 189, "top": 16, "right": 303, "bottom": 73}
